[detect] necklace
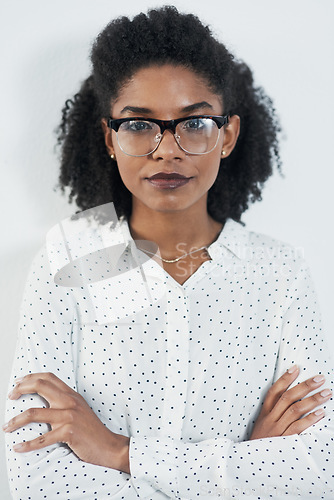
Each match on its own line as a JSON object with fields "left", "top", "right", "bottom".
{"left": 137, "top": 245, "right": 208, "bottom": 264}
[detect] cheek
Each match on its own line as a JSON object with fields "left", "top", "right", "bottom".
{"left": 115, "top": 158, "right": 143, "bottom": 194}
{"left": 201, "top": 152, "right": 222, "bottom": 184}
{"left": 199, "top": 134, "right": 224, "bottom": 181}
{"left": 116, "top": 162, "right": 134, "bottom": 187}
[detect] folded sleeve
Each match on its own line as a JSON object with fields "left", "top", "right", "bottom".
{"left": 129, "top": 260, "right": 334, "bottom": 499}
{"left": 4, "top": 247, "right": 162, "bottom": 500}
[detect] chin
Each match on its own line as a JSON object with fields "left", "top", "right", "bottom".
{"left": 132, "top": 189, "right": 206, "bottom": 215}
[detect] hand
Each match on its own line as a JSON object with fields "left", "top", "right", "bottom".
{"left": 250, "top": 365, "right": 332, "bottom": 440}
{"left": 3, "top": 372, "right": 130, "bottom": 473}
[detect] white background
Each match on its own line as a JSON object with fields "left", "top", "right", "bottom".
{"left": 0, "top": 0, "right": 333, "bottom": 497}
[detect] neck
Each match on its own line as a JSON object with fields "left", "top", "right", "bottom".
{"left": 128, "top": 201, "right": 223, "bottom": 259}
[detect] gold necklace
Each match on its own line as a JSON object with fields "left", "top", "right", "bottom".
{"left": 138, "top": 245, "right": 208, "bottom": 264}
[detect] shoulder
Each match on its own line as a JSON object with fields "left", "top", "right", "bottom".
{"left": 23, "top": 209, "right": 130, "bottom": 299}
{"left": 223, "top": 219, "right": 304, "bottom": 262}
{"left": 218, "top": 219, "right": 310, "bottom": 282}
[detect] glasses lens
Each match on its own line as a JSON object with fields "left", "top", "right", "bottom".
{"left": 176, "top": 118, "right": 219, "bottom": 154}
{"left": 117, "top": 120, "right": 161, "bottom": 156}
{"left": 115, "top": 117, "right": 220, "bottom": 156}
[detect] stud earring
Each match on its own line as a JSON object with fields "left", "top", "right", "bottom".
{"left": 110, "top": 153, "right": 115, "bottom": 160}
{"left": 221, "top": 150, "right": 226, "bottom": 156}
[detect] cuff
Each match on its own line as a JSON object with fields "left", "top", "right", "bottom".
{"left": 129, "top": 436, "right": 180, "bottom": 499}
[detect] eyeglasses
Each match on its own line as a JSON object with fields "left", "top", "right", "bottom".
{"left": 107, "top": 115, "right": 229, "bottom": 157}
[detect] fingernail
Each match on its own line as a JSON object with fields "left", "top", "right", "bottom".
{"left": 313, "top": 375, "right": 326, "bottom": 384}
{"left": 287, "top": 365, "right": 298, "bottom": 374}
{"left": 320, "top": 389, "right": 332, "bottom": 398}
{"left": 13, "top": 443, "right": 23, "bottom": 451}
{"left": 8, "top": 390, "right": 17, "bottom": 400}
{"left": 2, "top": 423, "right": 9, "bottom": 431}
{"left": 14, "top": 377, "right": 24, "bottom": 384}
{"left": 314, "top": 409, "right": 325, "bottom": 416}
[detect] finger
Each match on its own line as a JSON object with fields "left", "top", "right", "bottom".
{"left": 270, "top": 374, "right": 327, "bottom": 420}
{"left": 282, "top": 408, "right": 326, "bottom": 436}
{"left": 12, "top": 372, "right": 74, "bottom": 394}
{"left": 261, "top": 365, "right": 300, "bottom": 413}
{"left": 3, "top": 407, "right": 68, "bottom": 433}
{"left": 8, "top": 373, "right": 75, "bottom": 404}
{"left": 277, "top": 387, "right": 332, "bottom": 430}
{"left": 12, "top": 426, "right": 72, "bottom": 453}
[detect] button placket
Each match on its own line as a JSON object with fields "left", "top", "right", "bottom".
{"left": 161, "top": 286, "right": 189, "bottom": 440}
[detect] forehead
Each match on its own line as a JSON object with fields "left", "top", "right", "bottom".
{"left": 111, "top": 64, "right": 223, "bottom": 117}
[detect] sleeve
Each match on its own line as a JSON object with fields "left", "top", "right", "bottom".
{"left": 4, "top": 247, "right": 164, "bottom": 500}
{"left": 129, "top": 260, "right": 334, "bottom": 499}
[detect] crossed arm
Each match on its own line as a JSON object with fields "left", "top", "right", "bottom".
{"left": 4, "top": 365, "right": 332, "bottom": 475}
{"left": 4, "top": 366, "right": 332, "bottom": 459}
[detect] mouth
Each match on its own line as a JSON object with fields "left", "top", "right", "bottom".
{"left": 146, "top": 172, "right": 192, "bottom": 190}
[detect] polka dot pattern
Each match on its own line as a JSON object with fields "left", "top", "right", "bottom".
{"left": 5, "top": 218, "right": 334, "bottom": 499}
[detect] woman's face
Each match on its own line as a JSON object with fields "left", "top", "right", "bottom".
{"left": 102, "top": 64, "right": 240, "bottom": 217}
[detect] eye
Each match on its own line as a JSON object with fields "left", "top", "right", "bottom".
{"left": 121, "top": 120, "right": 154, "bottom": 132}
{"left": 181, "top": 118, "right": 206, "bottom": 131}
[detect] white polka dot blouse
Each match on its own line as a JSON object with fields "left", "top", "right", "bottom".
{"left": 5, "top": 218, "right": 334, "bottom": 499}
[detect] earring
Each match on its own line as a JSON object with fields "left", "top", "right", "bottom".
{"left": 221, "top": 150, "right": 226, "bottom": 156}
{"left": 110, "top": 153, "right": 115, "bottom": 160}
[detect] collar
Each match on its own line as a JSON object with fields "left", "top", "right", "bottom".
{"left": 118, "top": 216, "right": 250, "bottom": 262}
{"left": 207, "top": 218, "right": 250, "bottom": 261}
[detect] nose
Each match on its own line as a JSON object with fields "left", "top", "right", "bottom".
{"left": 151, "top": 129, "right": 185, "bottom": 159}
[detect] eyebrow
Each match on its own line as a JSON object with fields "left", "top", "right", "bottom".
{"left": 181, "top": 101, "right": 213, "bottom": 113}
{"left": 120, "top": 106, "right": 152, "bottom": 115}
{"left": 119, "top": 101, "right": 213, "bottom": 115}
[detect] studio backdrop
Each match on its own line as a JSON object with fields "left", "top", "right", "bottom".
{"left": 0, "top": 1, "right": 333, "bottom": 498}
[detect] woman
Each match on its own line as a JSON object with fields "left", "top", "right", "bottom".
{"left": 4, "top": 6, "right": 333, "bottom": 499}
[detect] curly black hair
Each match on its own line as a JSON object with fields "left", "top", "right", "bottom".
{"left": 57, "top": 5, "right": 281, "bottom": 223}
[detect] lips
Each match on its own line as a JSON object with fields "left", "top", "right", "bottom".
{"left": 148, "top": 172, "right": 188, "bottom": 180}
{"left": 146, "top": 172, "right": 192, "bottom": 189}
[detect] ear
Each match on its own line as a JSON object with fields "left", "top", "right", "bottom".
{"left": 101, "top": 118, "right": 115, "bottom": 157}
{"left": 221, "top": 115, "right": 240, "bottom": 158}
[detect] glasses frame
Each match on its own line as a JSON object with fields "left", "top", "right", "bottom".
{"left": 107, "top": 115, "right": 229, "bottom": 157}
